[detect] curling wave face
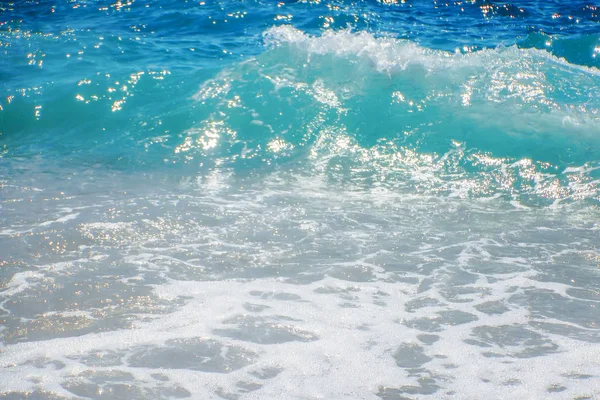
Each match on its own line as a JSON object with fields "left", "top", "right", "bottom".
{"left": 165, "top": 26, "right": 600, "bottom": 206}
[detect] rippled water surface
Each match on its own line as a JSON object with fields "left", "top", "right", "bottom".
{"left": 1, "top": 1, "right": 600, "bottom": 399}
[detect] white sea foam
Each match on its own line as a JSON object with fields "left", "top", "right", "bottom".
{"left": 263, "top": 25, "right": 600, "bottom": 76}
{"left": 1, "top": 165, "right": 599, "bottom": 398}
{"left": 39, "top": 212, "right": 80, "bottom": 227}
{"left": 1, "top": 276, "right": 599, "bottom": 399}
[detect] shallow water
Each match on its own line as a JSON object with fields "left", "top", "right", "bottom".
{"left": 1, "top": 1, "right": 600, "bottom": 399}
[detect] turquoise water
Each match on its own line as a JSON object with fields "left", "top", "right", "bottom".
{"left": 1, "top": 1, "right": 600, "bottom": 399}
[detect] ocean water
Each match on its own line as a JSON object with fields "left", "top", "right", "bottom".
{"left": 1, "top": 0, "right": 600, "bottom": 398}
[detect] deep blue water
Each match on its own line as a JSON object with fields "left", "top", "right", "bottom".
{"left": 1, "top": 1, "right": 600, "bottom": 399}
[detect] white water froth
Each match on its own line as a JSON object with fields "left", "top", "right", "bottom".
{"left": 1, "top": 166, "right": 599, "bottom": 399}
{"left": 1, "top": 276, "right": 599, "bottom": 399}
{"left": 263, "top": 25, "right": 600, "bottom": 76}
